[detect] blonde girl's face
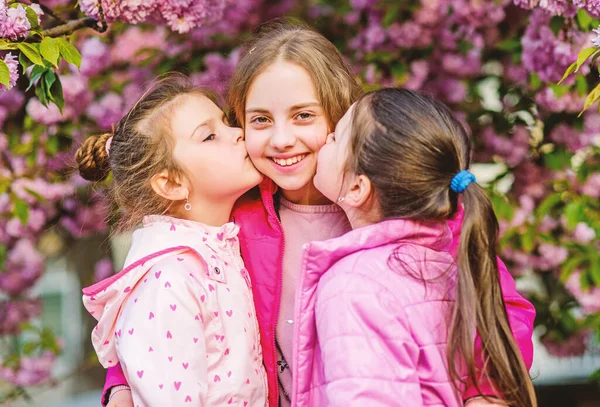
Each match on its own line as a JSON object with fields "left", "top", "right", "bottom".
{"left": 244, "top": 61, "right": 330, "bottom": 204}
{"left": 171, "top": 94, "right": 262, "bottom": 202}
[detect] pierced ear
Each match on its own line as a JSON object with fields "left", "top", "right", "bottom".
{"left": 150, "top": 170, "right": 187, "bottom": 202}
{"left": 343, "top": 174, "right": 373, "bottom": 209}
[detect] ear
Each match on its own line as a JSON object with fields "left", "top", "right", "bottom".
{"left": 150, "top": 170, "right": 188, "bottom": 202}
{"left": 343, "top": 174, "right": 373, "bottom": 209}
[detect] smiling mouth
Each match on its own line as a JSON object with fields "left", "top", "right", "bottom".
{"left": 270, "top": 154, "right": 307, "bottom": 167}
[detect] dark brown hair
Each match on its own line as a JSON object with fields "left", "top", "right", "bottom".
{"left": 75, "top": 74, "right": 218, "bottom": 231}
{"left": 227, "top": 18, "right": 363, "bottom": 130}
{"left": 348, "top": 88, "right": 537, "bottom": 407}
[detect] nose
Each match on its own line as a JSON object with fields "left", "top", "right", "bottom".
{"left": 269, "top": 122, "right": 296, "bottom": 150}
{"left": 231, "top": 127, "right": 244, "bottom": 144}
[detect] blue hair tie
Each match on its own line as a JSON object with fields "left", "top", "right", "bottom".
{"left": 450, "top": 170, "right": 476, "bottom": 193}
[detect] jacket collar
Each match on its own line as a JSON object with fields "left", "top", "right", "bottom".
{"left": 303, "top": 217, "right": 453, "bottom": 274}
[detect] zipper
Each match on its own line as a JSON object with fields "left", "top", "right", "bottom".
{"left": 266, "top": 193, "right": 284, "bottom": 406}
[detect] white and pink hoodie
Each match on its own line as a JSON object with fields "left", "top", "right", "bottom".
{"left": 83, "top": 215, "right": 268, "bottom": 407}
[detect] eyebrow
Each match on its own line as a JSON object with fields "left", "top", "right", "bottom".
{"left": 245, "top": 102, "right": 321, "bottom": 115}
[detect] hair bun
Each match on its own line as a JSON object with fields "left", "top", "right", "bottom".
{"left": 75, "top": 133, "right": 112, "bottom": 182}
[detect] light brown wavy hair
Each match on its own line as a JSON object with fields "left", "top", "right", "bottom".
{"left": 75, "top": 74, "right": 218, "bottom": 232}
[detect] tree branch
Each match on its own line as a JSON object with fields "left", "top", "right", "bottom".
{"left": 29, "top": 0, "right": 66, "bottom": 24}
{"left": 43, "top": 17, "right": 107, "bottom": 38}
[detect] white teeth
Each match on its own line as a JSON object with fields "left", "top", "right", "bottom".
{"left": 272, "top": 154, "right": 306, "bottom": 167}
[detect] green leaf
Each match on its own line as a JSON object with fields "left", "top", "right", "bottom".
{"left": 549, "top": 16, "right": 565, "bottom": 36}
{"left": 40, "top": 37, "right": 60, "bottom": 67}
{"left": 575, "top": 47, "right": 598, "bottom": 73}
{"left": 0, "top": 39, "right": 18, "bottom": 50}
{"left": 19, "top": 51, "right": 33, "bottom": 70}
{"left": 458, "top": 40, "right": 473, "bottom": 55}
{"left": 382, "top": 5, "right": 400, "bottom": 28}
{"left": 22, "top": 342, "right": 38, "bottom": 356}
{"left": 43, "top": 69, "right": 56, "bottom": 91}
{"left": 550, "top": 84, "right": 570, "bottom": 99}
{"left": 558, "top": 311, "right": 578, "bottom": 333}
{"left": 536, "top": 192, "right": 563, "bottom": 218}
{"left": 543, "top": 148, "right": 571, "bottom": 170}
{"left": 520, "top": 226, "right": 536, "bottom": 253}
{"left": 25, "top": 6, "right": 39, "bottom": 29}
{"left": 529, "top": 73, "right": 542, "bottom": 90}
{"left": 560, "top": 254, "right": 587, "bottom": 282}
{"left": 558, "top": 61, "right": 577, "bottom": 85}
{"left": 14, "top": 198, "right": 29, "bottom": 225}
{"left": 577, "top": 9, "right": 593, "bottom": 30}
{"left": 564, "top": 201, "right": 585, "bottom": 230}
{"left": 46, "top": 135, "right": 59, "bottom": 155}
{"left": 56, "top": 37, "right": 82, "bottom": 68}
{"left": 24, "top": 188, "right": 47, "bottom": 204}
{"left": 17, "top": 43, "right": 44, "bottom": 66}
{"left": 579, "top": 82, "right": 600, "bottom": 116}
{"left": 496, "top": 39, "right": 522, "bottom": 52}
{"left": 0, "top": 59, "right": 10, "bottom": 88}
{"left": 35, "top": 78, "right": 48, "bottom": 107}
{"left": 0, "top": 244, "right": 7, "bottom": 271}
{"left": 587, "top": 247, "right": 600, "bottom": 286}
{"left": 27, "top": 65, "right": 47, "bottom": 91}
{"left": 575, "top": 75, "right": 588, "bottom": 96}
{"left": 48, "top": 76, "right": 64, "bottom": 112}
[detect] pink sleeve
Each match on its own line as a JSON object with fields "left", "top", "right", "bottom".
{"left": 101, "top": 364, "right": 128, "bottom": 406}
{"left": 463, "top": 257, "right": 536, "bottom": 400}
{"left": 316, "top": 273, "right": 424, "bottom": 407}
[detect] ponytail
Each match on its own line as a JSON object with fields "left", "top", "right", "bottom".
{"left": 447, "top": 183, "right": 537, "bottom": 407}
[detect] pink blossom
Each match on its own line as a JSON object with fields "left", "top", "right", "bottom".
{"left": 0, "top": 299, "right": 42, "bottom": 335}
{"left": 581, "top": 173, "right": 600, "bottom": 198}
{"left": 78, "top": 0, "right": 100, "bottom": 20}
{"left": 404, "top": 60, "right": 430, "bottom": 90}
{"left": 549, "top": 123, "right": 590, "bottom": 152}
{"left": 26, "top": 98, "right": 63, "bottom": 125}
{"left": 0, "top": 239, "right": 45, "bottom": 295}
{"left": 94, "top": 258, "right": 114, "bottom": 282}
{"left": 542, "top": 329, "right": 590, "bottom": 357}
{"left": 0, "top": 3, "right": 30, "bottom": 40}
{"left": 86, "top": 92, "right": 125, "bottom": 129}
{"left": 0, "top": 350, "right": 55, "bottom": 386}
{"left": 537, "top": 243, "right": 569, "bottom": 270}
{"left": 387, "top": 22, "right": 430, "bottom": 49}
{"left": 80, "top": 37, "right": 112, "bottom": 77}
{"left": 521, "top": 9, "right": 587, "bottom": 84}
{"left": 191, "top": 50, "right": 240, "bottom": 97}
{"left": 573, "top": 222, "right": 596, "bottom": 243}
{"left": 482, "top": 126, "right": 530, "bottom": 167}
{"left": 573, "top": 0, "right": 600, "bottom": 18}
{"left": 535, "top": 87, "right": 585, "bottom": 114}
{"left": 111, "top": 26, "right": 167, "bottom": 64}
{"left": 564, "top": 271, "right": 600, "bottom": 314}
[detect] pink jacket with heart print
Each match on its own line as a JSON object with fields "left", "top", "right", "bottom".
{"left": 83, "top": 215, "right": 268, "bottom": 407}
{"left": 291, "top": 217, "right": 531, "bottom": 406}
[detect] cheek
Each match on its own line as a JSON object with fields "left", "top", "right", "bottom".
{"left": 244, "top": 129, "right": 266, "bottom": 159}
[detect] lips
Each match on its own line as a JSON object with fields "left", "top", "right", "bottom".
{"left": 270, "top": 154, "right": 307, "bottom": 167}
